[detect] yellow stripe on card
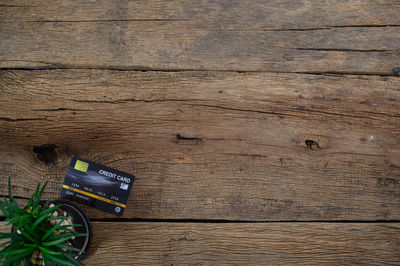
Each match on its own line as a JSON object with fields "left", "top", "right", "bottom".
{"left": 62, "top": 184, "right": 126, "bottom": 208}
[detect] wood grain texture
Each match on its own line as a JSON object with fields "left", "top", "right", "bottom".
{"left": 0, "top": 0, "right": 399, "bottom": 73}
{"left": 3, "top": 222, "right": 399, "bottom": 265}
{"left": 0, "top": 70, "right": 399, "bottom": 221}
{"left": 1, "top": 0, "right": 400, "bottom": 27}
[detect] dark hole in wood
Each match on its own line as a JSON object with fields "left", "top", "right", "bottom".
{"left": 393, "top": 67, "right": 400, "bottom": 75}
{"left": 33, "top": 144, "right": 58, "bottom": 165}
{"left": 305, "top": 140, "right": 319, "bottom": 150}
{"left": 175, "top": 134, "right": 203, "bottom": 145}
{"left": 176, "top": 134, "right": 196, "bottom": 140}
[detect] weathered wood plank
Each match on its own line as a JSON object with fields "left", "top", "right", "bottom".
{"left": 0, "top": 1, "right": 399, "bottom": 72}
{"left": 1, "top": 0, "right": 400, "bottom": 28}
{"left": 0, "top": 70, "right": 399, "bottom": 220}
{"left": 2, "top": 222, "right": 399, "bottom": 265}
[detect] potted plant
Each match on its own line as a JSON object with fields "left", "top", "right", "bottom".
{"left": 0, "top": 178, "right": 92, "bottom": 265}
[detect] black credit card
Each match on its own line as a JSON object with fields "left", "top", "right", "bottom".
{"left": 60, "top": 156, "right": 135, "bottom": 216}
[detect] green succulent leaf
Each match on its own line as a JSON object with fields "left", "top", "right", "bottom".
{"left": 43, "top": 252, "right": 76, "bottom": 266}
{"left": 30, "top": 183, "right": 41, "bottom": 208}
{"left": 23, "top": 243, "right": 38, "bottom": 247}
{"left": 7, "top": 214, "right": 32, "bottom": 227}
{"left": 18, "top": 229, "right": 37, "bottom": 244}
{"left": 41, "top": 218, "right": 68, "bottom": 241}
{"left": 0, "top": 240, "right": 12, "bottom": 248}
{"left": 1, "top": 239, "right": 23, "bottom": 252}
{"left": 46, "top": 221, "right": 84, "bottom": 240}
{"left": 63, "top": 252, "right": 85, "bottom": 266}
{"left": 42, "top": 235, "right": 78, "bottom": 247}
{"left": 33, "top": 181, "right": 48, "bottom": 210}
{"left": 7, "top": 176, "right": 17, "bottom": 206}
{"left": 22, "top": 256, "right": 29, "bottom": 266}
{"left": 38, "top": 204, "right": 62, "bottom": 218}
{"left": 1, "top": 246, "right": 35, "bottom": 256}
{"left": 3, "top": 251, "right": 33, "bottom": 265}
{"left": 2, "top": 250, "right": 33, "bottom": 266}
{"left": 0, "top": 232, "right": 20, "bottom": 239}
{"left": 41, "top": 199, "right": 51, "bottom": 210}
{"left": 39, "top": 246, "right": 62, "bottom": 256}
{"left": 0, "top": 201, "right": 9, "bottom": 217}
{"left": 32, "top": 205, "right": 42, "bottom": 216}
{"left": 55, "top": 243, "right": 83, "bottom": 253}
{"left": 31, "top": 211, "right": 52, "bottom": 230}
{"left": 27, "top": 193, "right": 35, "bottom": 211}
{"left": 43, "top": 257, "right": 56, "bottom": 266}
{"left": 1, "top": 201, "right": 28, "bottom": 215}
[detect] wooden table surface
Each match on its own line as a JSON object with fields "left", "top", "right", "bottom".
{"left": 1, "top": 1, "right": 400, "bottom": 264}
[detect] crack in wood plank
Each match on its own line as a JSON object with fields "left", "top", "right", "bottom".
{"left": 0, "top": 117, "right": 48, "bottom": 122}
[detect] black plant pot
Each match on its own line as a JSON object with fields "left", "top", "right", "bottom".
{"left": 50, "top": 200, "right": 92, "bottom": 260}
{"left": 13, "top": 200, "right": 92, "bottom": 263}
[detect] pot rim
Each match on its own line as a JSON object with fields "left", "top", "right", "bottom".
{"left": 50, "top": 200, "right": 92, "bottom": 259}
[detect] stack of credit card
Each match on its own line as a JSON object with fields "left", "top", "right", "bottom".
{"left": 60, "top": 156, "right": 135, "bottom": 216}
